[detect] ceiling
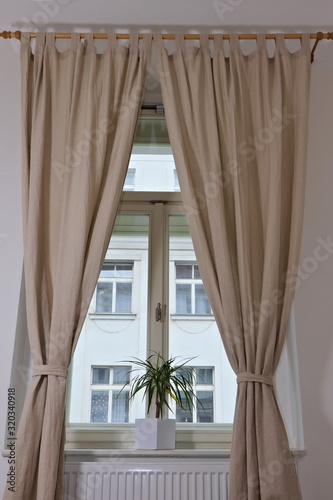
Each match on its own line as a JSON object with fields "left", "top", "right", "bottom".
{"left": 1, "top": 0, "right": 333, "bottom": 34}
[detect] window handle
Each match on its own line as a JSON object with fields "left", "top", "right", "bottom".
{"left": 155, "top": 302, "right": 162, "bottom": 322}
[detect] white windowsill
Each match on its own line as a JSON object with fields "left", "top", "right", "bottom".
{"left": 89, "top": 313, "right": 137, "bottom": 320}
{"left": 64, "top": 423, "right": 234, "bottom": 452}
{"left": 170, "top": 314, "right": 215, "bottom": 321}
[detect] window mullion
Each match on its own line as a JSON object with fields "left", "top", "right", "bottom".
{"left": 147, "top": 203, "right": 168, "bottom": 391}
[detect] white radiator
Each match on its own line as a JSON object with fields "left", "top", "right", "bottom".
{"left": 64, "top": 458, "right": 229, "bottom": 500}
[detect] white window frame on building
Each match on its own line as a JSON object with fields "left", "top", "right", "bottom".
{"left": 95, "top": 261, "right": 134, "bottom": 314}
{"left": 90, "top": 366, "right": 131, "bottom": 423}
{"left": 175, "top": 367, "right": 215, "bottom": 423}
{"left": 174, "top": 262, "right": 212, "bottom": 315}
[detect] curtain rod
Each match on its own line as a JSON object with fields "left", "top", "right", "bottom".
{"left": 1, "top": 30, "right": 332, "bottom": 62}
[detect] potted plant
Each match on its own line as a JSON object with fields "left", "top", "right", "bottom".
{"left": 119, "top": 352, "right": 198, "bottom": 450}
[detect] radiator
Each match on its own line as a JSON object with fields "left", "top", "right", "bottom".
{"left": 64, "top": 458, "right": 230, "bottom": 500}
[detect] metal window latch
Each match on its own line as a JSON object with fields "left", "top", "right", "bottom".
{"left": 155, "top": 303, "right": 162, "bottom": 322}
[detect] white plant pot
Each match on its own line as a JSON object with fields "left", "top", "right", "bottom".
{"left": 135, "top": 418, "right": 176, "bottom": 450}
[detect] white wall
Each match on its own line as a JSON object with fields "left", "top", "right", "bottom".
{"left": 1, "top": 24, "right": 333, "bottom": 500}
{"left": 295, "top": 41, "right": 333, "bottom": 500}
{"left": 0, "top": 41, "right": 23, "bottom": 490}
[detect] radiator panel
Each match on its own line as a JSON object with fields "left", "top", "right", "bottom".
{"left": 64, "top": 459, "right": 230, "bottom": 500}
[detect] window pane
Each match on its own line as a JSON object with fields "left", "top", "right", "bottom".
{"left": 115, "top": 283, "right": 132, "bottom": 313}
{"left": 196, "top": 391, "right": 214, "bottom": 423}
{"left": 195, "top": 284, "right": 211, "bottom": 314}
{"left": 92, "top": 367, "right": 110, "bottom": 385}
{"left": 176, "top": 264, "right": 192, "bottom": 279}
{"left": 176, "top": 392, "right": 193, "bottom": 423}
{"left": 96, "top": 283, "right": 113, "bottom": 313}
{"left": 115, "top": 264, "right": 133, "bottom": 278}
{"left": 90, "top": 391, "right": 109, "bottom": 423}
{"left": 112, "top": 391, "right": 129, "bottom": 423}
{"left": 99, "top": 263, "right": 115, "bottom": 278}
{"left": 113, "top": 367, "right": 130, "bottom": 385}
{"left": 176, "top": 284, "right": 191, "bottom": 314}
{"left": 196, "top": 368, "right": 213, "bottom": 385}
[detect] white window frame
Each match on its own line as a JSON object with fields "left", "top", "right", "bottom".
{"left": 90, "top": 365, "right": 131, "bottom": 423}
{"left": 175, "top": 366, "right": 215, "bottom": 423}
{"left": 94, "top": 261, "right": 134, "bottom": 315}
{"left": 174, "top": 262, "right": 212, "bottom": 315}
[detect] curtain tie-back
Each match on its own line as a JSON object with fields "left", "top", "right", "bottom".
{"left": 237, "top": 372, "right": 273, "bottom": 386}
{"left": 32, "top": 365, "right": 68, "bottom": 378}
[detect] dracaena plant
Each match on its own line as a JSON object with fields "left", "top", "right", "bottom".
{"left": 120, "top": 352, "right": 199, "bottom": 419}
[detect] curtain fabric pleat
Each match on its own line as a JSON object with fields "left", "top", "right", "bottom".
{"left": 3, "top": 32, "right": 151, "bottom": 500}
{"left": 156, "top": 33, "right": 310, "bottom": 500}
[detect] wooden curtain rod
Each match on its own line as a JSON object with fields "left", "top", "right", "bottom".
{"left": 1, "top": 30, "right": 333, "bottom": 62}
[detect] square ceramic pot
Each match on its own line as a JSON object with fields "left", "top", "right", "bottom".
{"left": 135, "top": 418, "right": 176, "bottom": 450}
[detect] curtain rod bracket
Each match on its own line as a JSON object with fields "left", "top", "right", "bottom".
{"left": 311, "top": 31, "right": 333, "bottom": 62}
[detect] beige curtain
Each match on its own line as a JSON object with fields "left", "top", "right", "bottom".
{"left": 3, "top": 32, "right": 151, "bottom": 500}
{"left": 156, "top": 33, "right": 310, "bottom": 500}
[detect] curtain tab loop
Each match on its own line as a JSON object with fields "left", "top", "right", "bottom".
{"left": 71, "top": 32, "right": 81, "bottom": 50}
{"left": 85, "top": 32, "right": 94, "bottom": 49}
{"left": 107, "top": 33, "right": 117, "bottom": 49}
{"left": 153, "top": 33, "right": 163, "bottom": 51}
{"left": 256, "top": 33, "right": 266, "bottom": 50}
{"left": 32, "top": 365, "right": 68, "bottom": 378}
{"left": 229, "top": 34, "right": 239, "bottom": 50}
{"left": 20, "top": 32, "right": 31, "bottom": 48}
{"left": 200, "top": 34, "right": 209, "bottom": 49}
{"left": 214, "top": 34, "right": 223, "bottom": 50}
{"left": 175, "top": 33, "right": 185, "bottom": 51}
{"left": 141, "top": 33, "right": 152, "bottom": 54}
{"left": 36, "top": 32, "right": 46, "bottom": 51}
{"left": 237, "top": 372, "right": 274, "bottom": 386}
{"left": 45, "top": 32, "right": 55, "bottom": 47}
{"left": 300, "top": 33, "right": 311, "bottom": 53}
{"left": 129, "top": 33, "right": 139, "bottom": 51}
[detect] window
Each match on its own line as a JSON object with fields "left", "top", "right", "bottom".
{"left": 90, "top": 366, "right": 130, "bottom": 423}
{"left": 65, "top": 112, "right": 304, "bottom": 452}
{"left": 95, "top": 262, "right": 133, "bottom": 314}
{"left": 175, "top": 263, "right": 211, "bottom": 315}
{"left": 176, "top": 367, "right": 214, "bottom": 423}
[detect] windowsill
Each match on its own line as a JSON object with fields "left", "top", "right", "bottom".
{"left": 2, "top": 446, "right": 306, "bottom": 459}
{"left": 64, "top": 449, "right": 233, "bottom": 461}
{"left": 64, "top": 423, "right": 234, "bottom": 452}
{"left": 89, "top": 313, "right": 137, "bottom": 320}
{"left": 170, "top": 314, "right": 215, "bottom": 321}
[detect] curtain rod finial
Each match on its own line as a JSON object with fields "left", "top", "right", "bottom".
{"left": 0, "top": 30, "right": 21, "bottom": 40}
